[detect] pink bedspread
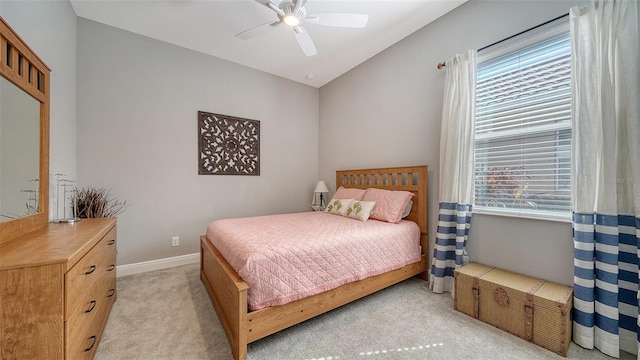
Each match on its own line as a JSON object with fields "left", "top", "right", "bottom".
{"left": 206, "top": 211, "right": 421, "bottom": 310}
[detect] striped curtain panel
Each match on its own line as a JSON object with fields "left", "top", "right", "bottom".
{"left": 430, "top": 50, "right": 477, "bottom": 294}
{"left": 570, "top": 0, "right": 640, "bottom": 357}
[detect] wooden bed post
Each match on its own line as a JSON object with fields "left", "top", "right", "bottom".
{"left": 200, "top": 237, "right": 249, "bottom": 360}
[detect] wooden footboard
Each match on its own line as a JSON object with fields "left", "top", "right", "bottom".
{"left": 200, "top": 165, "right": 429, "bottom": 360}
{"left": 246, "top": 254, "right": 427, "bottom": 343}
{"left": 201, "top": 235, "right": 426, "bottom": 360}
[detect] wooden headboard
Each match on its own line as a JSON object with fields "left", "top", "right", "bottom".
{"left": 336, "top": 165, "right": 428, "bottom": 256}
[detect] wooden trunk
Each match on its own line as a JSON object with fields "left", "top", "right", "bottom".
{"left": 454, "top": 263, "right": 573, "bottom": 357}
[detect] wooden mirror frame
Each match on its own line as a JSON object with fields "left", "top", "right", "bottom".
{"left": 0, "top": 17, "right": 50, "bottom": 242}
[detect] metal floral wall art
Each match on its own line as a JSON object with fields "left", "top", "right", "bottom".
{"left": 198, "top": 111, "right": 260, "bottom": 176}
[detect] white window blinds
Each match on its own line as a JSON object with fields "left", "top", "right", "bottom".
{"left": 474, "top": 18, "right": 571, "bottom": 218}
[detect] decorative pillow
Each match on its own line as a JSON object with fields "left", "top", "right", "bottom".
{"left": 324, "top": 198, "right": 353, "bottom": 216}
{"left": 332, "top": 186, "right": 366, "bottom": 200}
{"left": 344, "top": 200, "right": 376, "bottom": 222}
{"left": 362, "top": 188, "right": 414, "bottom": 224}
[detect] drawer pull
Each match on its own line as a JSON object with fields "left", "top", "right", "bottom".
{"left": 85, "top": 265, "right": 97, "bottom": 275}
{"left": 107, "top": 288, "right": 116, "bottom": 297}
{"left": 108, "top": 239, "right": 116, "bottom": 245}
{"left": 85, "top": 300, "right": 97, "bottom": 313}
{"left": 107, "top": 264, "right": 116, "bottom": 271}
{"left": 85, "top": 335, "right": 97, "bottom": 352}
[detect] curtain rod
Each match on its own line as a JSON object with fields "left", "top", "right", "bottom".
{"left": 437, "top": 12, "right": 569, "bottom": 70}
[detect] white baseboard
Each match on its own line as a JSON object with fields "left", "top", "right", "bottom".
{"left": 116, "top": 253, "right": 200, "bottom": 278}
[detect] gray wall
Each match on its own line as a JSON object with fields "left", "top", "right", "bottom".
{"left": 1, "top": 0, "right": 595, "bottom": 284}
{"left": 76, "top": 19, "right": 319, "bottom": 265}
{"left": 0, "top": 0, "right": 77, "bottom": 220}
{"left": 319, "top": 0, "right": 588, "bottom": 286}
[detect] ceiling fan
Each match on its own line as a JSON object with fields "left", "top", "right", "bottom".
{"left": 236, "top": 0, "right": 368, "bottom": 57}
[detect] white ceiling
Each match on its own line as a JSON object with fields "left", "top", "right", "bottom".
{"left": 70, "top": 0, "right": 466, "bottom": 88}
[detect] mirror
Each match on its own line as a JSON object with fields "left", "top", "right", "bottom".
{"left": 0, "top": 76, "right": 41, "bottom": 221}
{"left": 0, "top": 17, "right": 50, "bottom": 242}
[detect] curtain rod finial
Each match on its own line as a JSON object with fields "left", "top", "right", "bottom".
{"left": 437, "top": 62, "right": 446, "bottom": 70}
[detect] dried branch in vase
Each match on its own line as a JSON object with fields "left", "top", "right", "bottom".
{"left": 71, "top": 187, "right": 128, "bottom": 218}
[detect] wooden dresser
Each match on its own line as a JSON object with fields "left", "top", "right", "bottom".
{"left": 0, "top": 218, "right": 117, "bottom": 360}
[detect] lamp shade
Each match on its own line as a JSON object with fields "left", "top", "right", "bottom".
{"left": 314, "top": 181, "right": 329, "bottom": 193}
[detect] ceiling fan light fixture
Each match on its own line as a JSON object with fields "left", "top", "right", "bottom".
{"left": 283, "top": 14, "right": 300, "bottom": 27}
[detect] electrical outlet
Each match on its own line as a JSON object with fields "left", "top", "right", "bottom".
{"left": 171, "top": 236, "right": 180, "bottom": 247}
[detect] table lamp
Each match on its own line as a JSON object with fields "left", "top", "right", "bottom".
{"left": 313, "top": 181, "right": 329, "bottom": 210}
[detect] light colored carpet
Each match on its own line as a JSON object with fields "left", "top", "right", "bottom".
{"left": 95, "top": 263, "right": 632, "bottom": 360}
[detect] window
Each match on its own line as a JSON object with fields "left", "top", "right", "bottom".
{"left": 474, "top": 18, "right": 571, "bottom": 219}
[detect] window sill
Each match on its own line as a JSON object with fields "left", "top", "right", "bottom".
{"left": 473, "top": 207, "right": 572, "bottom": 223}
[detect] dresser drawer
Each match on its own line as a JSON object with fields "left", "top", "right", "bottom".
{"left": 66, "top": 272, "right": 117, "bottom": 360}
{"left": 65, "top": 227, "right": 117, "bottom": 318}
{"left": 95, "top": 250, "right": 117, "bottom": 312}
{"left": 96, "top": 272, "right": 117, "bottom": 331}
{"left": 102, "top": 270, "right": 117, "bottom": 304}
{"left": 65, "top": 242, "right": 117, "bottom": 360}
{"left": 65, "top": 314, "right": 103, "bottom": 360}
{"left": 65, "top": 280, "right": 104, "bottom": 360}
{"left": 98, "top": 229, "right": 117, "bottom": 278}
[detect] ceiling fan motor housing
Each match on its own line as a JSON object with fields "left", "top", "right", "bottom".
{"left": 280, "top": 1, "right": 306, "bottom": 22}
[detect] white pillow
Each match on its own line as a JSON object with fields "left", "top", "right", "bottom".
{"left": 325, "top": 198, "right": 376, "bottom": 222}
{"left": 324, "top": 198, "right": 353, "bottom": 216}
{"left": 344, "top": 200, "right": 376, "bottom": 222}
{"left": 402, "top": 200, "right": 413, "bottom": 218}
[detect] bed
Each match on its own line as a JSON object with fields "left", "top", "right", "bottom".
{"left": 200, "top": 165, "right": 428, "bottom": 360}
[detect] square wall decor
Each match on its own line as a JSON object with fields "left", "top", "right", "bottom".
{"left": 198, "top": 111, "right": 260, "bottom": 175}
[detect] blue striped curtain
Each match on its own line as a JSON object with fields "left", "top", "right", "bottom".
{"left": 430, "top": 50, "right": 476, "bottom": 294}
{"left": 573, "top": 214, "right": 640, "bottom": 356}
{"left": 570, "top": 0, "right": 640, "bottom": 357}
{"left": 430, "top": 203, "right": 472, "bottom": 293}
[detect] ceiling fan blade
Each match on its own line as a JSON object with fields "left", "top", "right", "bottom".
{"left": 292, "top": 0, "right": 306, "bottom": 14}
{"left": 236, "top": 20, "right": 281, "bottom": 40}
{"left": 254, "top": 0, "right": 285, "bottom": 17}
{"left": 293, "top": 26, "right": 317, "bottom": 56}
{"left": 305, "top": 13, "right": 368, "bottom": 28}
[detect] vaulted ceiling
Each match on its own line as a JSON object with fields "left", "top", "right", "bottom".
{"left": 71, "top": 0, "right": 466, "bottom": 87}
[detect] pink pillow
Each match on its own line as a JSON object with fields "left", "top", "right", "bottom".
{"left": 362, "top": 188, "right": 414, "bottom": 223}
{"left": 332, "top": 186, "right": 366, "bottom": 200}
